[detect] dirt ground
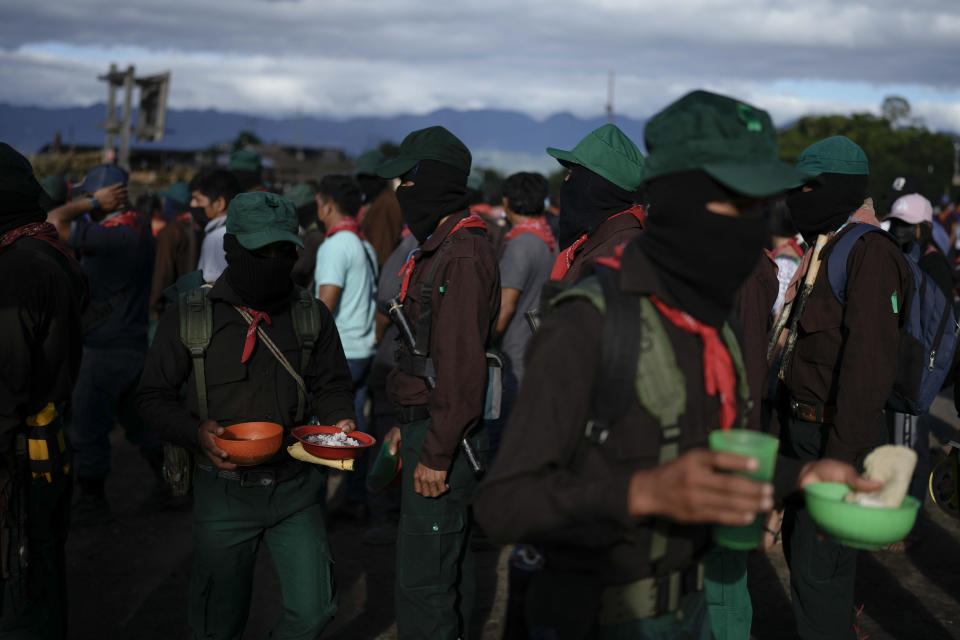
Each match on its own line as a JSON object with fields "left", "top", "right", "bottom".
{"left": 66, "top": 401, "right": 960, "bottom": 640}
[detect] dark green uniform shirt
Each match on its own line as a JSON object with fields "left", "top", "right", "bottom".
{"left": 136, "top": 277, "right": 356, "bottom": 465}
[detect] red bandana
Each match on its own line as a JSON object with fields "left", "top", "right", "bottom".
{"left": 0, "top": 221, "right": 76, "bottom": 261}
{"left": 504, "top": 216, "right": 556, "bottom": 253}
{"left": 325, "top": 217, "right": 365, "bottom": 240}
{"left": 397, "top": 214, "right": 487, "bottom": 302}
{"left": 238, "top": 308, "right": 272, "bottom": 363}
{"left": 102, "top": 210, "right": 144, "bottom": 231}
{"left": 771, "top": 237, "right": 803, "bottom": 261}
{"left": 175, "top": 212, "right": 194, "bottom": 225}
{"left": 650, "top": 296, "right": 737, "bottom": 431}
{"left": 550, "top": 205, "right": 645, "bottom": 281}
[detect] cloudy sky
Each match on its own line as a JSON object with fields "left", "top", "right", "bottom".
{"left": 2, "top": 0, "right": 960, "bottom": 131}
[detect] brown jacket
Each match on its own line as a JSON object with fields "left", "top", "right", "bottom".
{"left": 360, "top": 188, "right": 403, "bottom": 268}
{"left": 783, "top": 224, "right": 911, "bottom": 464}
{"left": 149, "top": 217, "right": 198, "bottom": 318}
{"left": 475, "top": 242, "right": 801, "bottom": 584}
{"left": 733, "top": 255, "right": 779, "bottom": 432}
{"left": 387, "top": 211, "right": 501, "bottom": 471}
{"left": 557, "top": 210, "right": 643, "bottom": 284}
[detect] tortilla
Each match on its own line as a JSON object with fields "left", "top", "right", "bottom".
{"left": 844, "top": 444, "right": 917, "bottom": 508}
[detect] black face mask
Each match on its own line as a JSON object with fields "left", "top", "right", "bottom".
{"left": 357, "top": 175, "right": 389, "bottom": 204}
{"left": 190, "top": 206, "right": 208, "bottom": 227}
{"left": 558, "top": 165, "right": 636, "bottom": 250}
{"left": 637, "top": 171, "right": 769, "bottom": 327}
{"left": 223, "top": 234, "right": 296, "bottom": 312}
{"left": 395, "top": 159, "right": 469, "bottom": 243}
{"left": 786, "top": 173, "right": 869, "bottom": 244}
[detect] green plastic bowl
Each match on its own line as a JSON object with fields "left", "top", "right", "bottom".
{"left": 804, "top": 482, "right": 920, "bottom": 550}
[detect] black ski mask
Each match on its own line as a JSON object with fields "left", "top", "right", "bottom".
{"left": 637, "top": 170, "right": 769, "bottom": 327}
{"left": 558, "top": 165, "right": 636, "bottom": 250}
{"left": 785, "top": 172, "right": 869, "bottom": 244}
{"left": 223, "top": 234, "right": 296, "bottom": 312}
{"left": 395, "top": 159, "right": 469, "bottom": 243}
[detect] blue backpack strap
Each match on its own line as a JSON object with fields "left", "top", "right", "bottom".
{"left": 827, "top": 224, "right": 885, "bottom": 303}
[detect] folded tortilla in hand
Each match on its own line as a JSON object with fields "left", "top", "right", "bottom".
{"left": 844, "top": 445, "right": 917, "bottom": 508}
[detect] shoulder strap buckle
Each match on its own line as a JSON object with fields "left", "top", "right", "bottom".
{"left": 584, "top": 419, "right": 610, "bottom": 445}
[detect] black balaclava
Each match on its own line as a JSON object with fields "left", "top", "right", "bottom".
{"left": 223, "top": 234, "right": 296, "bottom": 312}
{"left": 785, "top": 172, "right": 869, "bottom": 244}
{"left": 395, "top": 159, "right": 469, "bottom": 243}
{"left": 887, "top": 218, "right": 931, "bottom": 255}
{"left": 558, "top": 164, "right": 636, "bottom": 250}
{"left": 0, "top": 143, "right": 49, "bottom": 236}
{"left": 637, "top": 170, "right": 769, "bottom": 327}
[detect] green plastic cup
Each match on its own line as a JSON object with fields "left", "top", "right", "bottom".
{"left": 709, "top": 429, "right": 780, "bottom": 550}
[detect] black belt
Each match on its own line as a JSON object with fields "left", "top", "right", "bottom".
{"left": 789, "top": 399, "right": 836, "bottom": 424}
{"left": 395, "top": 404, "right": 431, "bottom": 424}
{"left": 197, "top": 460, "right": 302, "bottom": 487}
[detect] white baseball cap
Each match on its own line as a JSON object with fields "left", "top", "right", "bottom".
{"left": 888, "top": 193, "right": 933, "bottom": 225}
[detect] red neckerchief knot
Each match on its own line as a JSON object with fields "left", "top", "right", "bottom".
{"left": 0, "top": 221, "right": 76, "bottom": 261}
{"left": 650, "top": 295, "right": 737, "bottom": 431}
{"left": 396, "top": 214, "right": 487, "bottom": 303}
{"left": 550, "top": 205, "right": 645, "bottom": 281}
{"left": 325, "top": 216, "right": 366, "bottom": 240}
{"left": 239, "top": 308, "right": 272, "bottom": 363}
{"left": 505, "top": 215, "right": 556, "bottom": 253}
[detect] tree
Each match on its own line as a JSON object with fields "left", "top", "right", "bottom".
{"left": 881, "top": 96, "right": 911, "bottom": 129}
{"left": 232, "top": 130, "right": 262, "bottom": 151}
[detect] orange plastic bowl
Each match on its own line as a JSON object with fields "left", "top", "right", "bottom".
{"left": 214, "top": 421, "right": 283, "bottom": 466}
{"left": 291, "top": 425, "right": 376, "bottom": 460}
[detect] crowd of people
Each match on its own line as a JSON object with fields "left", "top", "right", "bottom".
{"left": 1, "top": 87, "right": 959, "bottom": 640}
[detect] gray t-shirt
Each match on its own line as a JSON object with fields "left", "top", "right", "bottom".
{"left": 499, "top": 231, "right": 554, "bottom": 381}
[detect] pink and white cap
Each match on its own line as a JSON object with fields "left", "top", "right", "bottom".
{"left": 888, "top": 193, "right": 933, "bottom": 225}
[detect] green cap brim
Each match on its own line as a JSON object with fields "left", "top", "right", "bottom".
{"left": 546, "top": 147, "right": 580, "bottom": 168}
{"left": 703, "top": 161, "right": 814, "bottom": 198}
{"left": 376, "top": 156, "right": 419, "bottom": 179}
{"left": 235, "top": 228, "right": 304, "bottom": 251}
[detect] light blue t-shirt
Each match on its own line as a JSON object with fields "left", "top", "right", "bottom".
{"left": 314, "top": 230, "right": 378, "bottom": 360}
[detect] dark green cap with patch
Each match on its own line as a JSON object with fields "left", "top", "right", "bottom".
{"left": 547, "top": 124, "right": 645, "bottom": 192}
{"left": 228, "top": 149, "right": 262, "bottom": 173}
{"left": 355, "top": 149, "right": 386, "bottom": 177}
{"left": 159, "top": 181, "right": 190, "bottom": 207}
{"left": 376, "top": 126, "right": 472, "bottom": 178}
{"left": 796, "top": 135, "right": 869, "bottom": 177}
{"left": 226, "top": 192, "right": 303, "bottom": 250}
{"left": 283, "top": 183, "right": 315, "bottom": 209}
{"left": 640, "top": 90, "right": 811, "bottom": 198}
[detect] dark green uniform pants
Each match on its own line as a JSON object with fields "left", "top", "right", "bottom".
{"left": 704, "top": 547, "right": 751, "bottom": 640}
{"left": 395, "top": 419, "right": 485, "bottom": 640}
{"left": 0, "top": 473, "right": 72, "bottom": 640}
{"left": 189, "top": 464, "right": 336, "bottom": 640}
{"left": 781, "top": 416, "right": 857, "bottom": 640}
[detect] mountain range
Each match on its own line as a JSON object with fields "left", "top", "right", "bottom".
{"left": 0, "top": 103, "right": 649, "bottom": 173}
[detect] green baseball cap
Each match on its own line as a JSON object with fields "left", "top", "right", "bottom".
{"left": 354, "top": 149, "right": 386, "bottom": 176}
{"left": 640, "top": 90, "right": 811, "bottom": 198}
{"left": 229, "top": 149, "right": 262, "bottom": 173}
{"left": 376, "top": 126, "right": 472, "bottom": 178}
{"left": 159, "top": 181, "right": 190, "bottom": 207}
{"left": 283, "top": 183, "right": 316, "bottom": 209}
{"left": 547, "top": 124, "right": 645, "bottom": 192}
{"left": 226, "top": 192, "right": 304, "bottom": 250}
{"left": 796, "top": 136, "right": 869, "bottom": 177}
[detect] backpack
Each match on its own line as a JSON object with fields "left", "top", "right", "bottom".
{"left": 826, "top": 224, "right": 960, "bottom": 415}
{"left": 548, "top": 265, "right": 750, "bottom": 566}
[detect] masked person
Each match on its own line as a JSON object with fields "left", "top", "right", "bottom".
{"left": 548, "top": 124, "right": 646, "bottom": 284}
{"left": 285, "top": 182, "right": 325, "bottom": 292}
{"left": 137, "top": 191, "right": 356, "bottom": 639}
{"left": 45, "top": 164, "right": 160, "bottom": 524}
{"left": 191, "top": 168, "right": 241, "bottom": 283}
{"left": 779, "top": 136, "right": 911, "bottom": 640}
{"left": 228, "top": 148, "right": 266, "bottom": 193}
{"left": 474, "top": 91, "right": 881, "bottom": 640}
{"left": 355, "top": 149, "right": 404, "bottom": 268}
{"left": 0, "top": 144, "right": 88, "bottom": 640}
{"left": 376, "top": 126, "right": 501, "bottom": 639}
